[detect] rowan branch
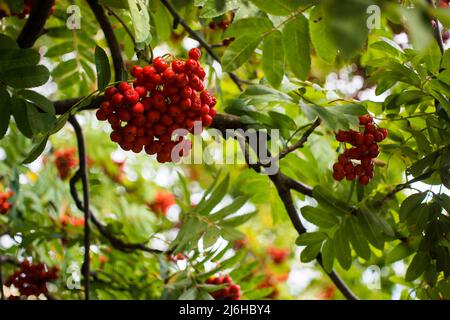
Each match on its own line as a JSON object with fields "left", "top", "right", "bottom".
{"left": 87, "top": 0, "right": 124, "bottom": 81}
{"left": 68, "top": 116, "right": 91, "bottom": 300}
{"left": 16, "top": 0, "right": 53, "bottom": 48}
{"left": 159, "top": 0, "right": 244, "bottom": 92}
{"left": 274, "top": 118, "right": 321, "bottom": 162}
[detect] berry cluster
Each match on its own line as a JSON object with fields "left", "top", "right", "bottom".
{"left": 54, "top": 148, "right": 78, "bottom": 180}
{"left": 205, "top": 275, "right": 241, "bottom": 300}
{"left": 0, "top": 0, "right": 57, "bottom": 19}
{"left": 0, "top": 190, "right": 14, "bottom": 215}
{"left": 317, "top": 284, "right": 336, "bottom": 300}
{"left": 333, "top": 115, "right": 388, "bottom": 185}
{"left": 438, "top": 0, "right": 450, "bottom": 8}
{"left": 5, "top": 260, "right": 58, "bottom": 299}
{"left": 96, "top": 48, "right": 217, "bottom": 163}
{"left": 267, "top": 247, "right": 289, "bottom": 265}
{"left": 257, "top": 272, "right": 288, "bottom": 299}
{"left": 60, "top": 213, "right": 84, "bottom": 228}
{"left": 148, "top": 190, "right": 176, "bottom": 216}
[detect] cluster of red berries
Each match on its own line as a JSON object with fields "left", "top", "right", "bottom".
{"left": 148, "top": 190, "right": 176, "bottom": 216}
{"left": 0, "top": 0, "right": 57, "bottom": 19}
{"left": 0, "top": 190, "right": 14, "bottom": 215}
{"left": 60, "top": 213, "right": 84, "bottom": 228}
{"left": 5, "top": 260, "right": 58, "bottom": 299}
{"left": 168, "top": 252, "right": 186, "bottom": 262}
{"left": 317, "top": 284, "right": 336, "bottom": 300}
{"left": 333, "top": 115, "right": 388, "bottom": 185}
{"left": 206, "top": 275, "right": 241, "bottom": 300}
{"left": 54, "top": 148, "right": 78, "bottom": 180}
{"left": 267, "top": 247, "right": 290, "bottom": 265}
{"left": 438, "top": 0, "right": 450, "bottom": 8}
{"left": 96, "top": 48, "right": 217, "bottom": 163}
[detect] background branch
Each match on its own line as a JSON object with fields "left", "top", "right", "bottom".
{"left": 87, "top": 0, "right": 124, "bottom": 81}
{"left": 16, "top": 0, "right": 53, "bottom": 48}
{"left": 68, "top": 116, "right": 91, "bottom": 300}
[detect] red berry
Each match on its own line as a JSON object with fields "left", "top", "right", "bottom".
{"left": 346, "top": 172, "right": 356, "bottom": 181}
{"left": 105, "top": 87, "right": 118, "bottom": 100}
{"left": 111, "top": 93, "right": 124, "bottom": 107}
{"left": 202, "top": 115, "right": 213, "bottom": 127}
{"left": 162, "top": 68, "right": 176, "bottom": 83}
{"left": 118, "top": 82, "right": 131, "bottom": 93}
{"left": 359, "top": 114, "right": 373, "bottom": 125}
{"left": 124, "top": 89, "right": 140, "bottom": 105}
{"left": 363, "top": 133, "right": 375, "bottom": 145}
{"left": 189, "top": 48, "right": 201, "bottom": 60}
{"left": 131, "top": 102, "right": 144, "bottom": 115}
{"left": 153, "top": 57, "right": 168, "bottom": 73}
{"left": 118, "top": 108, "right": 132, "bottom": 122}
{"left": 359, "top": 175, "right": 370, "bottom": 185}
{"left": 209, "top": 107, "right": 217, "bottom": 117}
{"left": 96, "top": 109, "right": 108, "bottom": 121}
{"left": 131, "top": 65, "right": 143, "bottom": 78}
{"left": 172, "top": 60, "right": 185, "bottom": 73}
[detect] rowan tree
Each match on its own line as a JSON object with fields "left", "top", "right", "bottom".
{"left": 0, "top": 0, "right": 449, "bottom": 301}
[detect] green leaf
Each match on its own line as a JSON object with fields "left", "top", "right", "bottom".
{"left": 249, "top": 0, "right": 316, "bottom": 16}
{"left": 348, "top": 217, "right": 371, "bottom": 260}
{"left": 262, "top": 31, "right": 284, "bottom": 88}
{"left": 302, "top": 104, "right": 367, "bottom": 131}
{"left": 300, "top": 242, "right": 322, "bottom": 263}
{"left": 127, "top": 0, "right": 151, "bottom": 43}
{"left": 178, "top": 287, "right": 198, "bottom": 300}
{"left": 0, "top": 48, "right": 40, "bottom": 72}
{"left": 224, "top": 17, "right": 273, "bottom": 39}
{"left": 386, "top": 242, "right": 415, "bottom": 264}
{"left": 26, "top": 102, "right": 56, "bottom": 135}
{"left": 221, "top": 227, "right": 244, "bottom": 242}
{"left": 296, "top": 232, "right": 327, "bottom": 246}
{"left": 10, "top": 97, "right": 33, "bottom": 138}
{"left": 45, "top": 42, "right": 74, "bottom": 58}
{"left": 321, "top": 239, "right": 335, "bottom": 273}
{"left": 17, "top": 90, "right": 55, "bottom": 114}
{"left": 209, "top": 196, "right": 248, "bottom": 221}
{"left": 323, "top": 0, "right": 369, "bottom": 58}
{"left": 399, "top": 192, "right": 427, "bottom": 221}
{"left": 301, "top": 205, "right": 339, "bottom": 228}
{"left": 195, "top": 175, "right": 230, "bottom": 216}
{"left": 312, "top": 185, "right": 351, "bottom": 215}
{"left": 309, "top": 4, "right": 337, "bottom": 63}
{"left": 222, "top": 35, "right": 262, "bottom": 72}
{"left": 405, "top": 252, "right": 429, "bottom": 281}
{"left": 22, "top": 136, "right": 49, "bottom": 164}
{"left": 200, "top": 0, "right": 240, "bottom": 18}
{"left": 0, "top": 86, "right": 11, "bottom": 139}
{"left": 282, "top": 14, "right": 310, "bottom": 80}
{"left": 268, "top": 111, "right": 296, "bottom": 130}
{"left": 0, "top": 65, "right": 50, "bottom": 88}
{"left": 334, "top": 226, "right": 352, "bottom": 270}
{"left": 222, "top": 211, "right": 257, "bottom": 227}
{"left": 95, "top": 46, "right": 112, "bottom": 91}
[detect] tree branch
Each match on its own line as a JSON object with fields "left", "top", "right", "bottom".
{"left": 68, "top": 116, "right": 91, "bottom": 300}
{"left": 87, "top": 0, "right": 124, "bottom": 81}
{"left": 16, "top": 0, "right": 53, "bottom": 48}
{"left": 159, "top": 0, "right": 244, "bottom": 92}
{"left": 275, "top": 118, "right": 321, "bottom": 161}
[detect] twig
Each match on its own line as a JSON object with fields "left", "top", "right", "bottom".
{"left": 68, "top": 116, "right": 91, "bottom": 300}
{"left": 159, "top": 0, "right": 244, "bottom": 92}
{"left": 16, "top": 0, "right": 53, "bottom": 48}
{"left": 87, "top": 0, "right": 124, "bottom": 81}
{"left": 275, "top": 118, "right": 321, "bottom": 161}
